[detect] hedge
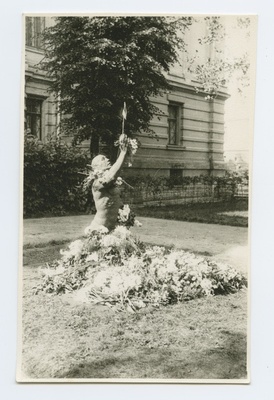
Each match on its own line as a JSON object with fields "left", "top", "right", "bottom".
{"left": 24, "top": 136, "right": 249, "bottom": 217}
{"left": 24, "top": 137, "right": 90, "bottom": 217}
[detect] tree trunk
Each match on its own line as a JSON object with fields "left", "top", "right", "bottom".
{"left": 90, "top": 136, "right": 100, "bottom": 159}
{"left": 109, "top": 141, "right": 119, "bottom": 164}
{"left": 90, "top": 136, "right": 118, "bottom": 163}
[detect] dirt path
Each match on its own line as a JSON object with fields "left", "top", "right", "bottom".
{"left": 23, "top": 215, "right": 248, "bottom": 273}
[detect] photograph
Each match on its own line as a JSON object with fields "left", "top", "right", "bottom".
{"left": 18, "top": 13, "right": 257, "bottom": 382}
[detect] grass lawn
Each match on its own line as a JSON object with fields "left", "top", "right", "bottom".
{"left": 136, "top": 199, "right": 248, "bottom": 227}
{"left": 20, "top": 247, "right": 248, "bottom": 381}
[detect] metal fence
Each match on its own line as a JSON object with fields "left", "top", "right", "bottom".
{"left": 122, "top": 181, "right": 249, "bottom": 207}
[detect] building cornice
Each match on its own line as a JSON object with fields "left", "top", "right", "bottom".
{"left": 25, "top": 67, "right": 54, "bottom": 84}
{"left": 25, "top": 46, "right": 45, "bottom": 55}
{"left": 167, "top": 78, "right": 230, "bottom": 101}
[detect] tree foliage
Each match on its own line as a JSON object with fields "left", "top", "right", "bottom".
{"left": 188, "top": 16, "right": 251, "bottom": 99}
{"left": 42, "top": 16, "right": 192, "bottom": 156}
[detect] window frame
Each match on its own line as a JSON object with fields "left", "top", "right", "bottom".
{"left": 25, "top": 96, "right": 44, "bottom": 140}
{"left": 25, "top": 16, "right": 45, "bottom": 49}
{"left": 167, "top": 102, "right": 182, "bottom": 146}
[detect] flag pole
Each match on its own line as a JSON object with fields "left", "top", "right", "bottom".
{"left": 122, "top": 101, "right": 127, "bottom": 135}
{"left": 116, "top": 102, "right": 127, "bottom": 160}
{"left": 122, "top": 117, "right": 125, "bottom": 135}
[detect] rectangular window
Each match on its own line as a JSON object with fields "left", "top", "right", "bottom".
{"left": 26, "top": 98, "right": 43, "bottom": 140}
{"left": 170, "top": 168, "right": 183, "bottom": 183}
{"left": 168, "top": 104, "right": 180, "bottom": 145}
{"left": 25, "top": 17, "right": 45, "bottom": 49}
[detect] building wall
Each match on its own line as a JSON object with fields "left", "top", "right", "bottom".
{"left": 25, "top": 17, "right": 58, "bottom": 140}
{"left": 124, "top": 78, "right": 228, "bottom": 178}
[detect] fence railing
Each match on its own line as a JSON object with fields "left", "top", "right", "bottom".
{"left": 121, "top": 181, "right": 249, "bottom": 207}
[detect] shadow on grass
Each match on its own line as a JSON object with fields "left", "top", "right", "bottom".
{"left": 137, "top": 200, "right": 248, "bottom": 227}
{"left": 23, "top": 244, "right": 64, "bottom": 267}
{"left": 60, "top": 331, "right": 247, "bottom": 380}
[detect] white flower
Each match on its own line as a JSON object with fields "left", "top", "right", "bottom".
{"left": 129, "top": 138, "right": 138, "bottom": 154}
{"left": 197, "top": 261, "right": 210, "bottom": 274}
{"left": 69, "top": 239, "right": 84, "bottom": 254}
{"left": 123, "top": 204, "right": 131, "bottom": 214}
{"left": 116, "top": 177, "right": 123, "bottom": 186}
{"left": 166, "top": 252, "right": 179, "bottom": 264}
{"left": 122, "top": 273, "right": 142, "bottom": 290}
{"left": 113, "top": 225, "right": 131, "bottom": 239}
{"left": 117, "top": 210, "right": 127, "bottom": 222}
{"left": 93, "top": 269, "right": 111, "bottom": 288}
{"left": 134, "top": 219, "right": 142, "bottom": 227}
{"left": 101, "top": 234, "right": 121, "bottom": 248}
{"left": 118, "top": 204, "right": 131, "bottom": 222}
{"left": 84, "top": 223, "right": 108, "bottom": 236}
{"left": 42, "top": 265, "right": 65, "bottom": 277}
{"left": 145, "top": 246, "right": 165, "bottom": 258}
{"left": 156, "top": 265, "right": 168, "bottom": 280}
{"left": 200, "top": 278, "right": 213, "bottom": 296}
{"left": 150, "top": 256, "right": 164, "bottom": 268}
{"left": 60, "top": 239, "right": 84, "bottom": 260}
{"left": 126, "top": 255, "right": 144, "bottom": 270}
{"left": 165, "top": 259, "right": 178, "bottom": 274}
{"left": 86, "top": 252, "right": 99, "bottom": 262}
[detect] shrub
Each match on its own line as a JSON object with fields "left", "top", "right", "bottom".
{"left": 123, "top": 170, "right": 248, "bottom": 191}
{"left": 24, "top": 137, "right": 90, "bottom": 217}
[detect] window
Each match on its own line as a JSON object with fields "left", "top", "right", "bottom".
{"left": 170, "top": 168, "right": 183, "bottom": 183}
{"left": 168, "top": 104, "right": 180, "bottom": 145}
{"left": 25, "top": 17, "right": 45, "bottom": 49}
{"left": 26, "top": 97, "right": 43, "bottom": 139}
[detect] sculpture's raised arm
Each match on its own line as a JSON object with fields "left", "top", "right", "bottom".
{"left": 103, "top": 134, "right": 128, "bottom": 183}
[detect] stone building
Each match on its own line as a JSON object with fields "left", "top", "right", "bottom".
{"left": 24, "top": 16, "right": 229, "bottom": 177}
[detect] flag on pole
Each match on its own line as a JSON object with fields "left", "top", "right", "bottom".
{"left": 122, "top": 102, "right": 127, "bottom": 120}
